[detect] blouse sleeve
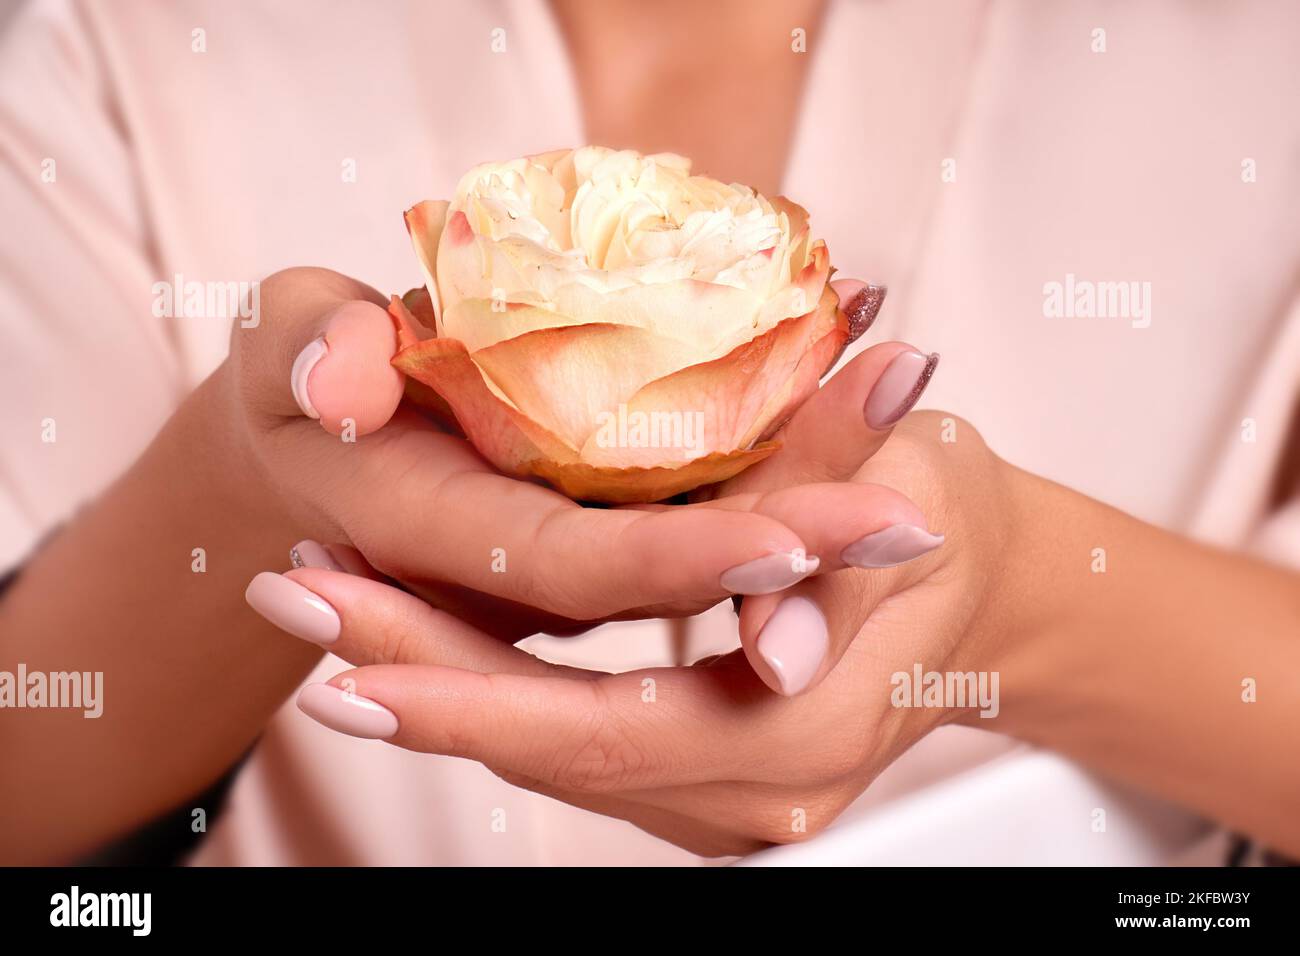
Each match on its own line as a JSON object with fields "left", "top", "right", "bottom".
{"left": 0, "top": 0, "right": 182, "bottom": 575}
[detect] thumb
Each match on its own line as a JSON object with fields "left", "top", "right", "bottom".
{"left": 237, "top": 267, "right": 405, "bottom": 438}
{"left": 290, "top": 299, "right": 405, "bottom": 437}
{"left": 735, "top": 536, "right": 940, "bottom": 697}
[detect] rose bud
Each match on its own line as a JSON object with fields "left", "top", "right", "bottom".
{"left": 391, "top": 146, "right": 845, "bottom": 504}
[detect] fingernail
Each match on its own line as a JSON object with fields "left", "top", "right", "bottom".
{"left": 290, "top": 539, "right": 344, "bottom": 572}
{"left": 290, "top": 336, "right": 328, "bottom": 419}
{"left": 720, "top": 552, "right": 819, "bottom": 595}
{"left": 841, "top": 524, "right": 945, "bottom": 568}
{"left": 244, "top": 571, "right": 340, "bottom": 646}
{"left": 297, "top": 683, "right": 398, "bottom": 740}
{"left": 864, "top": 350, "right": 939, "bottom": 430}
{"left": 845, "top": 284, "right": 887, "bottom": 343}
{"left": 757, "top": 596, "right": 829, "bottom": 696}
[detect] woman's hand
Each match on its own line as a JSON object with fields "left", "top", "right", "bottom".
{"left": 247, "top": 407, "right": 1015, "bottom": 855}
{"left": 247, "top": 293, "right": 1300, "bottom": 858}
{"left": 236, "top": 268, "right": 934, "bottom": 637}
{"left": 246, "top": 332, "right": 1027, "bottom": 856}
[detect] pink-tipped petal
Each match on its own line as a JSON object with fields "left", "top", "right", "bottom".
{"left": 403, "top": 200, "right": 450, "bottom": 332}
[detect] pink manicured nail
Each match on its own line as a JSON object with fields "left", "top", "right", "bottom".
{"left": 290, "top": 539, "right": 344, "bottom": 572}
{"left": 757, "top": 596, "right": 829, "bottom": 696}
{"left": 297, "top": 683, "right": 398, "bottom": 739}
{"left": 841, "top": 524, "right": 945, "bottom": 569}
{"left": 290, "top": 336, "right": 328, "bottom": 419}
{"left": 720, "top": 552, "right": 820, "bottom": 595}
{"left": 864, "top": 349, "right": 939, "bottom": 430}
{"left": 244, "top": 571, "right": 340, "bottom": 646}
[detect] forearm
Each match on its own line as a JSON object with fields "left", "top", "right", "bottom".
{"left": 988, "top": 465, "right": 1300, "bottom": 855}
{"left": 0, "top": 367, "right": 320, "bottom": 863}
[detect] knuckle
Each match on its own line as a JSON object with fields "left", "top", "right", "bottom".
{"left": 517, "top": 570, "right": 591, "bottom": 621}
{"left": 549, "top": 689, "right": 652, "bottom": 793}
{"left": 373, "top": 620, "right": 415, "bottom": 666}
{"left": 519, "top": 511, "right": 606, "bottom": 619}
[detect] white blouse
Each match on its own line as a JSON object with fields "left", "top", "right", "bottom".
{"left": 1, "top": 0, "right": 1296, "bottom": 864}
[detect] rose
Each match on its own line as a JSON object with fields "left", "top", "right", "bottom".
{"left": 389, "top": 146, "right": 843, "bottom": 503}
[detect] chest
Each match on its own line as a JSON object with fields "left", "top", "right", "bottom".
{"left": 550, "top": 0, "right": 825, "bottom": 195}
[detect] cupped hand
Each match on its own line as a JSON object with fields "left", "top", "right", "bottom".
{"left": 234, "top": 268, "right": 929, "bottom": 637}
{"left": 245, "top": 298, "right": 1024, "bottom": 854}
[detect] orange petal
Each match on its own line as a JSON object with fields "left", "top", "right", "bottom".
{"left": 469, "top": 323, "right": 700, "bottom": 450}
{"left": 403, "top": 200, "right": 449, "bottom": 333}
{"left": 399, "top": 287, "right": 438, "bottom": 334}
{"left": 580, "top": 283, "right": 839, "bottom": 467}
{"left": 744, "top": 285, "right": 848, "bottom": 446}
{"left": 385, "top": 296, "right": 455, "bottom": 429}
{"left": 393, "top": 336, "right": 578, "bottom": 472}
{"left": 531, "top": 443, "right": 778, "bottom": 504}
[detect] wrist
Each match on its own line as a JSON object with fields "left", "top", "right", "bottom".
{"left": 952, "top": 459, "right": 1084, "bottom": 732}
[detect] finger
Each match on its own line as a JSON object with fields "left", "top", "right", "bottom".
{"left": 244, "top": 566, "right": 566, "bottom": 675}
{"left": 571, "top": 776, "right": 834, "bottom": 851}
{"left": 643, "top": 480, "right": 935, "bottom": 574}
{"left": 298, "top": 663, "right": 765, "bottom": 790}
{"left": 831, "top": 277, "right": 887, "bottom": 346}
{"left": 725, "top": 340, "right": 939, "bottom": 491}
{"left": 278, "top": 409, "right": 823, "bottom": 619}
{"left": 288, "top": 539, "right": 386, "bottom": 580}
{"left": 736, "top": 540, "right": 942, "bottom": 696}
{"left": 490, "top": 770, "right": 766, "bottom": 857}
{"left": 236, "top": 267, "right": 403, "bottom": 436}
{"left": 359, "top": 430, "right": 822, "bottom": 617}
{"left": 311, "top": 544, "right": 603, "bottom": 642}
{"left": 295, "top": 301, "right": 407, "bottom": 437}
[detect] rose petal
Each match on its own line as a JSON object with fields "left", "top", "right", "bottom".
{"left": 579, "top": 283, "right": 839, "bottom": 467}
{"left": 706, "top": 239, "right": 831, "bottom": 362}
{"left": 531, "top": 443, "right": 778, "bottom": 504}
{"left": 393, "top": 335, "right": 578, "bottom": 472}
{"left": 442, "top": 297, "right": 588, "bottom": 353}
{"left": 396, "top": 288, "right": 437, "bottom": 336}
{"left": 403, "top": 200, "right": 449, "bottom": 333}
{"left": 469, "top": 323, "right": 701, "bottom": 450}
{"left": 551, "top": 278, "right": 764, "bottom": 355}
{"left": 744, "top": 285, "right": 848, "bottom": 446}
{"left": 771, "top": 196, "right": 810, "bottom": 250}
